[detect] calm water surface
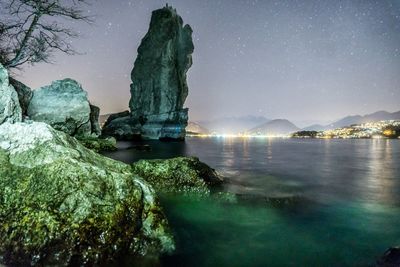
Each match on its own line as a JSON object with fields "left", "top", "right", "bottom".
{"left": 103, "top": 137, "right": 400, "bottom": 267}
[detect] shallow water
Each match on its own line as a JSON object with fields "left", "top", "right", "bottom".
{"left": 103, "top": 137, "right": 400, "bottom": 267}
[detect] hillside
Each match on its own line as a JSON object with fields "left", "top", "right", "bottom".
{"left": 303, "top": 110, "right": 400, "bottom": 130}
{"left": 248, "top": 119, "right": 300, "bottom": 136}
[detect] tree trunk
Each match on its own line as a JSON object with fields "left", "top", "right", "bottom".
{"left": 4, "top": 14, "right": 40, "bottom": 68}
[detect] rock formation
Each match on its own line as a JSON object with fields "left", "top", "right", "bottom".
{"left": 130, "top": 5, "right": 193, "bottom": 140}
{"left": 102, "top": 111, "right": 141, "bottom": 140}
{"left": 27, "top": 78, "right": 98, "bottom": 137}
{"left": 89, "top": 104, "right": 102, "bottom": 136}
{"left": 9, "top": 77, "right": 33, "bottom": 117}
{"left": 0, "top": 121, "right": 174, "bottom": 265}
{"left": 0, "top": 63, "right": 22, "bottom": 124}
{"left": 132, "top": 157, "right": 223, "bottom": 195}
{"left": 102, "top": 6, "right": 193, "bottom": 140}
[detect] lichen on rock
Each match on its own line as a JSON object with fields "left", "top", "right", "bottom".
{"left": 0, "top": 121, "right": 174, "bottom": 266}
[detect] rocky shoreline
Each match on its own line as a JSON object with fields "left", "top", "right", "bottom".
{"left": 0, "top": 60, "right": 225, "bottom": 265}
{"left": 0, "top": 4, "right": 397, "bottom": 266}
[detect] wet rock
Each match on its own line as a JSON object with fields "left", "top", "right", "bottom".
{"left": 377, "top": 247, "right": 400, "bottom": 267}
{"left": 129, "top": 5, "right": 194, "bottom": 140}
{"left": 0, "top": 121, "right": 175, "bottom": 266}
{"left": 0, "top": 63, "right": 22, "bottom": 124}
{"left": 8, "top": 77, "right": 33, "bottom": 117}
{"left": 131, "top": 157, "right": 223, "bottom": 195}
{"left": 27, "top": 78, "right": 93, "bottom": 137}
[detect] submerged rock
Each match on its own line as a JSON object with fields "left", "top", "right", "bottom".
{"left": 0, "top": 122, "right": 174, "bottom": 266}
{"left": 131, "top": 157, "right": 223, "bottom": 195}
{"left": 129, "top": 5, "right": 194, "bottom": 140}
{"left": 377, "top": 247, "right": 400, "bottom": 267}
{"left": 0, "top": 64, "right": 22, "bottom": 124}
{"left": 27, "top": 79, "right": 95, "bottom": 137}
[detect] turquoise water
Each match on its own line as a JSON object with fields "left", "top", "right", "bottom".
{"left": 103, "top": 138, "right": 400, "bottom": 267}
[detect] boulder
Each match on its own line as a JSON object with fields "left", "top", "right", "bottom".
{"left": 103, "top": 110, "right": 131, "bottom": 128}
{"left": 131, "top": 157, "right": 223, "bottom": 195}
{"left": 129, "top": 5, "right": 194, "bottom": 140}
{"left": 27, "top": 78, "right": 93, "bottom": 137}
{"left": 0, "top": 121, "right": 174, "bottom": 266}
{"left": 0, "top": 64, "right": 22, "bottom": 124}
{"left": 102, "top": 114, "right": 142, "bottom": 141}
{"left": 89, "top": 104, "right": 101, "bottom": 136}
{"left": 9, "top": 77, "right": 33, "bottom": 117}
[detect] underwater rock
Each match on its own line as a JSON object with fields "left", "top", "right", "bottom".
{"left": 129, "top": 5, "right": 194, "bottom": 140}
{"left": 27, "top": 78, "right": 94, "bottom": 137}
{"left": 0, "top": 121, "right": 174, "bottom": 266}
{"left": 0, "top": 63, "right": 22, "bottom": 124}
{"left": 89, "top": 104, "right": 101, "bottom": 136}
{"left": 131, "top": 157, "right": 223, "bottom": 195}
{"left": 377, "top": 247, "right": 400, "bottom": 267}
{"left": 8, "top": 77, "right": 33, "bottom": 117}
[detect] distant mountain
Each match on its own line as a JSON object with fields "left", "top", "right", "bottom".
{"left": 198, "top": 115, "right": 270, "bottom": 134}
{"left": 304, "top": 110, "right": 400, "bottom": 131}
{"left": 186, "top": 122, "right": 210, "bottom": 135}
{"left": 329, "top": 110, "right": 400, "bottom": 128}
{"left": 247, "top": 119, "right": 300, "bottom": 136}
{"left": 302, "top": 124, "right": 329, "bottom": 131}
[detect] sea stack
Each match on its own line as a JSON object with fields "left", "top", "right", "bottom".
{"left": 129, "top": 5, "right": 194, "bottom": 140}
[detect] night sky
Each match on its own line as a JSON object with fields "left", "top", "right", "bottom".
{"left": 15, "top": 0, "right": 400, "bottom": 126}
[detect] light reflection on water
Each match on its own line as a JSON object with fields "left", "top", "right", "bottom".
{"left": 102, "top": 138, "right": 400, "bottom": 267}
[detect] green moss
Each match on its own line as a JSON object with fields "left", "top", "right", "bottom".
{"left": 78, "top": 136, "right": 117, "bottom": 152}
{"left": 131, "top": 157, "right": 223, "bottom": 196}
{"left": 0, "top": 122, "right": 174, "bottom": 266}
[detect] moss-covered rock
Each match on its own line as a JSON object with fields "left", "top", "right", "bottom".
{"left": 78, "top": 136, "right": 117, "bottom": 152}
{"left": 131, "top": 157, "right": 223, "bottom": 195}
{"left": 0, "top": 122, "right": 174, "bottom": 266}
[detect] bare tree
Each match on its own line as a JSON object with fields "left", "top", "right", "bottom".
{"left": 0, "top": 0, "right": 93, "bottom": 69}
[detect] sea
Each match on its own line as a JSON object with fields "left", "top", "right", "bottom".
{"left": 102, "top": 137, "right": 400, "bottom": 267}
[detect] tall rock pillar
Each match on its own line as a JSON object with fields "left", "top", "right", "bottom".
{"left": 129, "top": 5, "right": 194, "bottom": 140}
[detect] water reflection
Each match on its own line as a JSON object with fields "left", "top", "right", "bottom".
{"left": 363, "top": 139, "right": 396, "bottom": 204}
{"left": 103, "top": 137, "right": 400, "bottom": 205}
{"left": 102, "top": 137, "right": 400, "bottom": 267}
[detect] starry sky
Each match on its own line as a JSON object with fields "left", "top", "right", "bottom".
{"left": 15, "top": 0, "right": 400, "bottom": 126}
